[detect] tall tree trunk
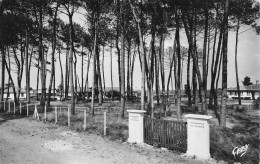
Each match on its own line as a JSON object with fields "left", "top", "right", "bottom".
{"left": 192, "top": 61, "right": 199, "bottom": 111}
{"left": 130, "top": 45, "right": 136, "bottom": 103}
{"left": 235, "top": 19, "right": 241, "bottom": 105}
{"left": 58, "top": 46, "right": 64, "bottom": 100}
{"left": 130, "top": 2, "right": 145, "bottom": 111}
{"left": 210, "top": 30, "right": 223, "bottom": 107}
{"left": 127, "top": 39, "right": 131, "bottom": 101}
{"left": 65, "top": 45, "right": 69, "bottom": 99}
{"left": 202, "top": 0, "right": 209, "bottom": 93}
{"left": 174, "top": 12, "right": 182, "bottom": 119}
{"left": 36, "top": 59, "right": 40, "bottom": 101}
{"left": 69, "top": 14, "right": 75, "bottom": 114}
{"left": 25, "top": 29, "right": 30, "bottom": 102}
{"left": 120, "top": 3, "right": 126, "bottom": 117}
{"left": 6, "top": 48, "right": 10, "bottom": 101}
{"left": 216, "top": 52, "right": 223, "bottom": 94}
{"left": 186, "top": 43, "right": 192, "bottom": 106}
{"left": 116, "top": 0, "right": 121, "bottom": 97}
{"left": 47, "top": 4, "right": 59, "bottom": 107}
{"left": 110, "top": 42, "right": 114, "bottom": 100}
{"left": 102, "top": 45, "right": 106, "bottom": 100}
{"left": 149, "top": 21, "right": 156, "bottom": 117}
{"left": 96, "top": 46, "right": 103, "bottom": 105}
{"left": 18, "top": 43, "right": 25, "bottom": 102}
{"left": 214, "top": 51, "right": 223, "bottom": 124}
{"left": 155, "top": 49, "right": 160, "bottom": 105}
{"left": 39, "top": 7, "right": 45, "bottom": 106}
{"left": 13, "top": 44, "right": 24, "bottom": 103}
{"left": 74, "top": 51, "right": 78, "bottom": 104}
{"left": 91, "top": 20, "right": 98, "bottom": 116}
{"left": 84, "top": 52, "right": 91, "bottom": 98}
{"left": 13, "top": 47, "right": 20, "bottom": 102}
{"left": 53, "top": 59, "right": 56, "bottom": 101}
{"left": 220, "top": 0, "right": 229, "bottom": 127}
{"left": 28, "top": 49, "right": 33, "bottom": 97}
{"left": 159, "top": 34, "right": 166, "bottom": 116}
{"left": 193, "top": 19, "right": 199, "bottom": 112}
{"left": 4, "top": 57, "right": 18, "bottom": 104}
{"left": 209, "top": 23, "right": 218, "bottom": 106}
{"left": 81, "top": 46, "right": 84, "bottom": 98}
{"left": 0, "top": 4, "right": 5, "bottom": 101}
{"left": 206, "top": 23, "right": 211, "bottom": 87}
{"left": 191, "top": 24, "right": 208, "bottom": 114}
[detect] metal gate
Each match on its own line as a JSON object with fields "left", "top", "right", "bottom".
{"left": 144, "top": 117, "right": 187, "bottom": 152}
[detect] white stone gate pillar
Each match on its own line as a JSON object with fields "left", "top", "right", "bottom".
{"left": 127, "top": 110, "right": 146, "bottom": 144}
{"left": 184, "top": 114, "right": 212, "bottom": 159}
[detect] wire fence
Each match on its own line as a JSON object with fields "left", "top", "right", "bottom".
{"left": 0, "top": 101, "right": 128, "bottom": 140}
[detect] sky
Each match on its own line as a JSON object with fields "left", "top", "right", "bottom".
{"left": 1, "top": 4, "right": 260, "bottom": 91}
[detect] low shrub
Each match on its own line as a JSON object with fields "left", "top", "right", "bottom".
{"left": 107, "top": 123, "right": 128, "bottom": 141}
{"left": 252, "top": 98, "right": 260, "bottom": 110}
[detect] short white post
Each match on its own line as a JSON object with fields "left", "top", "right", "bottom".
{"left": 27, "top": 103, "right": 28, "bottom": 116}
{"left": 9, "top": 102, "right": 10, "bottom": 113}
{"left": 127, "top": 110, "right": 146, "bottom": 144}
{"left": 33, "top": 104, "right": 39, "bottom": 120}
{"left": 4, "top": 101, "right": 5, "bottom": 111}
{"left": 184, "top": 114, "right": 212, "bottom": 159}
{"left": 33, "top": 104, "right": 36, "bottom": 118}
{"left": 44, "top": 106, "right": 47, "bottom": 121}
{"left": 83, "top": 109, "right": 86, "bottom": 130}
{"left": 20, "top": 103, "right": 22, "bottom": 114}
{"left": 104, "top": 111, "right": 107, "bottom": 135}
{"left": 14, "top": 102, "right": 16, "bottom": 114}
{"left": 55, "top": 106, "right": 57, "bottom": 123}
{"left": 68, "top": 107, "right": 70, "bottom": 127}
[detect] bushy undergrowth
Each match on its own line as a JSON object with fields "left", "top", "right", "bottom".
{"left": 210, "top": 123, "right": 259, "bottom": 163}
{"left": 226, "top": 105, "right": 248, "bottom": 113}
{"left": 252, "top": 98, "right": 260, "bottom": 110}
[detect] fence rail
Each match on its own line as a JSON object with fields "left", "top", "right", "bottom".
{"left": 144, "top": 117, "right": 187, "bottom": 152}
{"left": 0, "top": 101, "right": 128, "bottom": 137}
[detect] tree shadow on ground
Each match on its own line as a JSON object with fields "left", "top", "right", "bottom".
{"left": 0, "top": 118, "right": 7, "bottom": 125}
{"left": 0, "top": 112, "right": 27, "bottom": 124}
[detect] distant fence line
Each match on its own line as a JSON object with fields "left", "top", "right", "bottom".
{"left": 0, "top": 101, "right": 126, "bottom": 135}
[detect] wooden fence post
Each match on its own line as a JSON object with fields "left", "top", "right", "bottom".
{"left": 44, "top": 105, "right": 47, "bottom": 121}
{"left": 55, "top": 106, "right": 57, "bottom": 123}
{"left": 68, "top": 107, "right": 70, "bottom": 127}
{"left": 27, "top": 103, "right": 28, "bottom": 117}
{"left": 8, "top": 101, "right": 10, "bottom": 113}
{"left": 14, "top": 102, "right": 16, "bottom": 114}
{"left": 104, "top": 111, "right": 107, "bottom": 136}
{"left": 33, "top": 104, "right": 39, "bottom": 120}
{"left": 84, "top": 109, "right": 86, "bottom": 131}
{"left": 20, "top": 103, "right": 22, "bottom": 114}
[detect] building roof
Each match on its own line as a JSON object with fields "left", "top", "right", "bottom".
{"left": 228, "top": 84, "right": 260, "bottom": 91}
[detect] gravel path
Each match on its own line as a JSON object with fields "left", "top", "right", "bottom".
{"left": 0, "top": 113, "right": 220, "bottom": 164}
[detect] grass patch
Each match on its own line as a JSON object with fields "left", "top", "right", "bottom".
{"left": 36, "top": 105, "right": 129, "bottom": 142}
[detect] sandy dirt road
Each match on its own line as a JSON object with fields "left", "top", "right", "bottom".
{"left": 0, "top": 114, "right": 219, "bottom": 164}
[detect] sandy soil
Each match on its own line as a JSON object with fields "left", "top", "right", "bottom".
{"left": 0, "top": 114, "right": 221, "bottom": 164}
